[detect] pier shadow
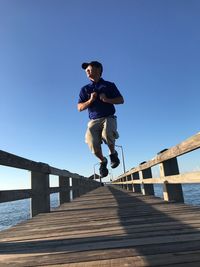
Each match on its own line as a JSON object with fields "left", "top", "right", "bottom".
{"left": 0, "top": 185, "right": 200, "bottom": 266}
{"left": 107, "top": 185, "right": 200, "bottom": 265}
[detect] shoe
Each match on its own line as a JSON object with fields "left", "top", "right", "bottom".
{"left": 110, "top": 151, "right": 120, "bottom": 168}
{"left": 99, "top": 157, "right": 108, "bottom": 178}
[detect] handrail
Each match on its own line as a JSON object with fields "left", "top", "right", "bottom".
{"left": 117, "top": 132, "right": 200, "bottom": 179}
{"left": 114, "top": 171, "right": 200, "bottom": 184}
{"left": 0, "top": 150, "right": 100, "bottom": 216}
{"left": 112, "top": 132, "right": 200, "bottom": 203}
{"left": 0, "top": 150, "right": 81, "bottom": 178}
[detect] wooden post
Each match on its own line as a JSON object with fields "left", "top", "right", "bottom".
{"left": 132, "top": 172, "right": 141, "bottom": 193}
{"left": 31, "top": 171, "right": 50, "bottom": 217}
{"left": 119, "top": 178, "right": 123, "bottom": 189}
{"left": 72, "top": 178, "right": 76, "bottom": 198}
{"left": 159, "top": 157, "right": 184, "bottom": 202}
{"left": 122, "top": 176, "right": 127, "bottom": 190}
{"left": 79, "top": 179, "right": 87, "bottom": 195}
{"left": 124, "top": 176, "right": 128, "bottom": 189}
{"left": 80, "top": 177, "right": 89, "bottom": 195}
{"left": 121, "top": 178, "right": 124, "bottom": 188}
{"left": 140, "top": 168, "right": 154, "bottom": 195}
{"left": 123, "top": 176, "right": 127, "bottom": 190}
{"left": 59, "top": 176, "right": 70, "bottom": 204}
{"left": 127, "top": 174, "right": 133, "bottom": 191}
{"left": 78, "top": 177, "right": 83, "bottom": 196}
{"left": 72, "top": 178, "right": 80, "bottom": 199}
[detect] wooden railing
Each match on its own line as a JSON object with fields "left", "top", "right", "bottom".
{"left": 0, "top": 151, "right": 100, "bottom": 216}
{"left": 112, "top": 132, "right": 200, "bottom": 203}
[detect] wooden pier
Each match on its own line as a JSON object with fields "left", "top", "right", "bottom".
{"left": 1, "top": 185, "right": 200, "bottom": 266}
{"left": 1, "top": 132, "right": 200, "bottom": 266}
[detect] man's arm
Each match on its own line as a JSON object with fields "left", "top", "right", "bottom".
{"left": 77, "top": 92, "right": 97, "bottom": 111}
{"left": 99, "top": 94, "right": 124, "bottom": 105}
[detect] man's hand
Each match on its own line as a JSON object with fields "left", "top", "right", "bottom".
{"left": 99, "top": 93, "right": 107, "bottom": 102}
{"left": 100, "top": 93, "right": 124, "bottom": 105}
{"left": 90, "top": 92, "right": 98, "bottom": 102}
{"left": 77, "top": 92, "right": 97, "bottom": 112}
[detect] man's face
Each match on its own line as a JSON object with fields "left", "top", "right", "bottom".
{"left": 85, "top": 65, "right": 101, "bottom": 81}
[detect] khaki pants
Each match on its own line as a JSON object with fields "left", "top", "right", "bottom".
{"left": 85, "top": 116, "right": 119, "bottom": 154}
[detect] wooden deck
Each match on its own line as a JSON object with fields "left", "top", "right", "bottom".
{"left": 1, "top": 185, "right": 200, "bottom": 266}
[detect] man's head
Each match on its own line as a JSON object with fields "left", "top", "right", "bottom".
{"left": 81, "top": 61, "right": 103, "bottom": 81}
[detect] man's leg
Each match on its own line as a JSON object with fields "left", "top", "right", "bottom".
{"left": 102, "top": 117, "right": 120, "bottom": 169}
{"left": 108, "top": 143, "right": 115, "bottom": 155}
{"left": 85, "top": 119, "right": 108, "bottom": 177}
{"left": 94, "top": 148, "right": 104, "bottom": 162}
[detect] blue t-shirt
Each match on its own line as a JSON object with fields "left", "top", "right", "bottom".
{"left": 78, "top": 78, "right": 122, "bottom": 119}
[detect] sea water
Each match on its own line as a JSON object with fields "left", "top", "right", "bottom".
{"left": 0, "top": 193, "right": 60, "bottom": 231}
{"left": 0, "top": 185, "right": 200, "bottom": 232}
{"left": 154, "top": 184, "right": 200, "bottom": 206}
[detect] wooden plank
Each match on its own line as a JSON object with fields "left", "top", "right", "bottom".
{"left": 0, "top": 186, "right": 200, "bottom": 266}
{"left": 1, "top": 240, "right": 200, "bottom": 267}
{"left": 0, "top": 189, "right": 32, "bottom": 203}
{"left": 43, "top": 250, "right": 200, "bottom": 267}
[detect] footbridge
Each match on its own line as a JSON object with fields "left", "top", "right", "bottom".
{"left": 0, "top": 132, "right": 200, "bottom": 266}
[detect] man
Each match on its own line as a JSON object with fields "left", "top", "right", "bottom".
{"left": 77, "top": 61, "right": 124, "bottom": 178}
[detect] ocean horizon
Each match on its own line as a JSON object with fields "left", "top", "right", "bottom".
{"left": 0, "top": 184, "right": 200, "bottom": 232}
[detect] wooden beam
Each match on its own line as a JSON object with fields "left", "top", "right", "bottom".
{"left": 132, "top": 172, "right": 141, "bottom": 193}
{"left": 0, "top": 189, "right": 32, "bottom": 203}
{"left": 116, "top": 132, "right": 200, "bottom": 179}
{"left": 159, "top": 157, "right": 184, "bottom": 202}
{"left": 112, "top": 171, "right": 200, "bottom": 184}
{"left": 140, "top": 167, "right": 154, "bottom": 196}
{"left": 0, "top": 150, "right": 50, "bottom": 173}
{"left": 31, "top": 171, "right": 50, "bottom": 217}
{"left": 0, "top": 150, "right": 87, "bottom": 179}
{"left": 59, "top": 176, "right": 70, "bottom": 204}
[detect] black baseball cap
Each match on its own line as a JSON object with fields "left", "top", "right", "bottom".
{"left": 81, "top": 61, "right": 103, "bottom": 74}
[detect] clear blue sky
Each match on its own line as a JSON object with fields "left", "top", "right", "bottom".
{"left": 0, "top": 0, "right": 200, "bottom": 189}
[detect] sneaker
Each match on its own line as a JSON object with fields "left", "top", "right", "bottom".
{"left": 99, "top": 157, "right": 108, "bottom": 178}
{"left": 110, "top": 151, "right": 120, "bottom": 168}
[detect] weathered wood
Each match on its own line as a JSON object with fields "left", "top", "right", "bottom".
{"left": 0, "top": 186, "right": 200, "bottom": 266}
{"left": 59, "top": 176, "right": 70, "bottom": 204}
{"left": 120, "top": 178, "right": 124, "bottom": 189}
{"left": 159, "top": 157, "right": 184, "bottom": 202}
{"left": 117, "top": 132, "right": 200, "bottom": 179}
{"left": 50, "top": 166, "right": 71, "bottom": 177}
{"left": 127, "top": 174, "right": 133, "bottom": 191}
{"left": 123, "top": 176, "right": 128, "bottom": 190}
{"left": 72, "top": 178, "right": 80, "bottom": 199}
{"left": 43, "top": 251, "right": 200, "bottom": 267}
{"left": 113, "top": 132, "right": 200, "bottom": 204}
{"left": 113, "top": 171, "right": 200, "bottom": 184}
{"left": 78, "top": 177, "right": 88, "bottom": 196}
{"left": 0, "top": 150, "right": 100, "bottom": 216}
{"left": 31, "top": 171, "right": 50, "bottom": 216}
{"left": 140, "top": 167, "right": 154, "bottom": 196}
{"left": 0, "top": 187, "right": 72, "bottom": 203}
{"left": 0, "top": 150, "right": 50, "bottom": 173}
{"left": 0, "top": 189, "right": 32, "bottom": 203}
{"left": 0, "top": 150, "right": 87, "bottom": 179}
{"left": 131, "top": 172, "right": 141, "bottom": 193}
